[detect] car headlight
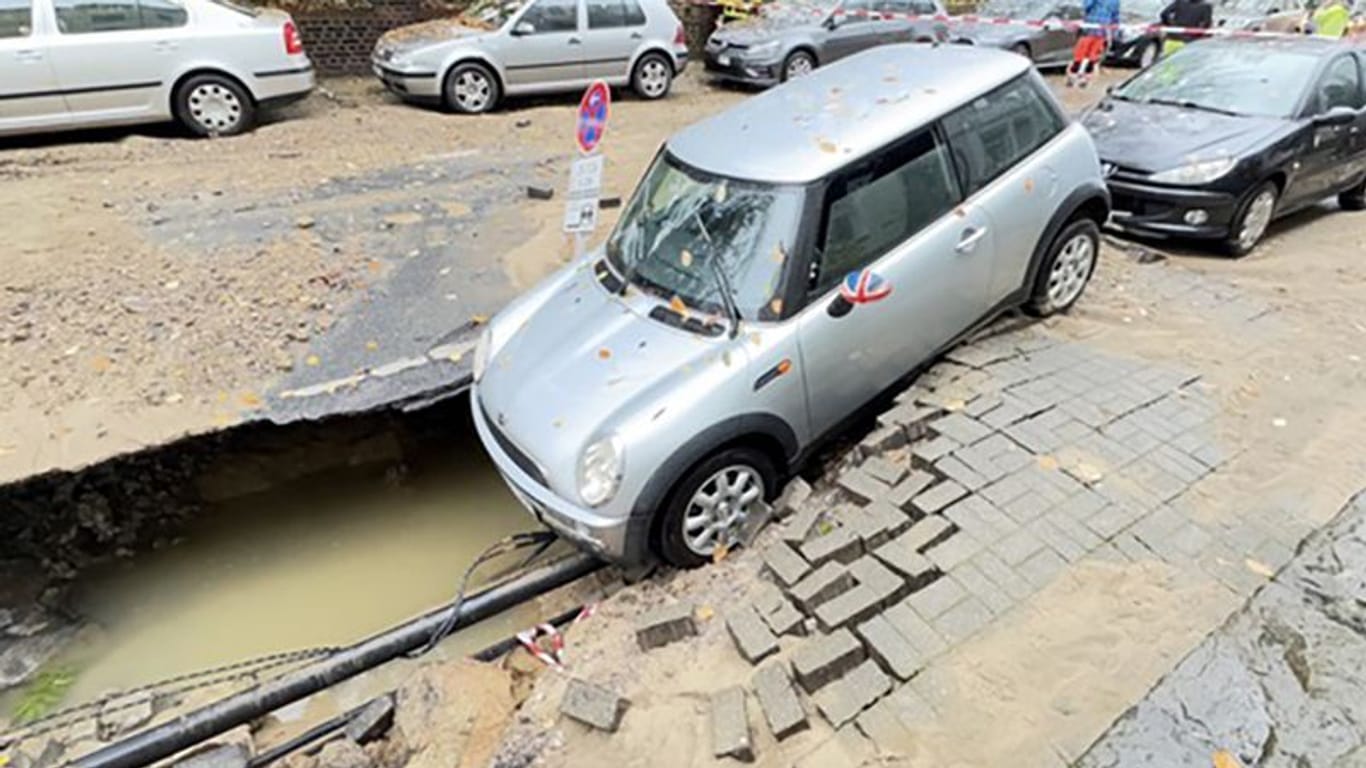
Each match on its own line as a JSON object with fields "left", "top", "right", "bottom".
{"left": 747, "top": 40, "right": 782, "bottom": 59}
{"left": 1149, "top": 157, "right": 1238, "bottom": 185}
{"left": 473, "top": 326, "right": 491, "bottom": 382}
{"left": 578, "top": 435, "right": 624, "bottom": 507}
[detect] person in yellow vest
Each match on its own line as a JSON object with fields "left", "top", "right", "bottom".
{"left": 1310, "top": 0, "right": 1352, "bottom": 35}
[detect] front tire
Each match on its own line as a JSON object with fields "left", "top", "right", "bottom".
{"left": 1026, "top": 218, "right": 1099, "bottom": 317}
{"left": 444, "top": 62, "right": 500, "bottom": 114}
{"left": 176, "top": 74, "right": 255, "bottom": 137}
{"left": 632, "top": 52, "right": 673, "bottom": 100}
{"left": 1137, "top": 39, "right": 1160, "bottom": 68}
{"left": 1224, "top": 181, "right": 1278, "bottom": 258}
{"left": 655, "top": 447, "right": 777, "bottom": 569}
{"left": 781, "top": 50, "right": 816, "bottom": 82}
{"left": 1339, "top": 177, "right": 1366, "bottom": 211}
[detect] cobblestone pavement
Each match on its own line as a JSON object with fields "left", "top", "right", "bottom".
{"left": 1080, "top": 492, "right": 1366, "bottom": 768}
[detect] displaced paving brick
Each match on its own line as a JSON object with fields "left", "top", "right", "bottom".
{"left": 789, "top": 561, "right": 857, "bottom": 612}
{"left": 634, "top": 602, "right": 697, "bottom": 651}
{"left": 780, "top": 503, "right": 823, "bottom": 547}
{"left": 710, "top": 687, "right": 754, "bottom": 762}
{"left": 844, "top": 501, "right": 911, "bottom": 550}
{"left": 898, "top": 514, "right": 954, "bottom": 553}
{"left": 752, "top": 662, "right": 808, "bottom": 741}
{"left": 886, "top": 470, "right": 936, "bottom": 510}
{"left": 873, "top": 536, "right": 938, "bottom": 586}
{"left": 560, "top": 679, "right": 628, "bottom": 732}
{"left": 865, "top": 500, "right": 913, "bottom": 538}
{"left": 884, "top": 601, "right": 949, "bottom": 658}
{"left": 932, "top": 412, "right": 994, "bottom": 446}
{"left": 800, "top": 525, "right": 863, "bottom": 567}
{"left": 932, "top": 596, "right": 994, "bottom": 643}
{"left": 849, "top": 554, "right": 908, "bottom": 607}
{"left": 1017, "top": 547, "right": 1068, "bottom": 590}
{"left": 912, "top": 480, "right": 967, "bottom": 516}
{"left": 812, "top": 660, "right": 893, "bottom": 727}
{"left": 949, "top": 562, "right": 1015, "bottom": 616}
{"left": 856, "top": 614, "right": 923, "bottom": 680}
{"left": 761, "top": 540, "right": 811, "bottom": 588}
{"left": 856, "top": 699, "right": 916, "bottom": 752}
{"left": 991, "top": 527, "right": 1048, "bottom": 567}
{"left": 753, "top": 586, "right": 806, "bottom": 637}
{"left": 859, "top": 424, "right": 908, "bottom": 457}
{"left": 792, "top": 629, "right": 866, "bottom": 693}
{"left": 837, "top": 467, "right": 891, "bottom": 505}
{"left": 726, "top": 605, "right": 780, "bottom": 664}
{"left": 925, "top": 530, "right": 986, "bottom": 572}
{"left": 863, "top": 455, "right": 909, "bottom": 487}
{"left": 906, "top": 574, "right": 968, "bottom": 620}
{"left": 815, "top": 583, "right": 883, "bottom": 632}
{"left": 775, "top": 477, "right": 813, "bottom": 520}
{"left": 911, "top": 435, "right": 959, "bottom": 466}
{"left": 880, "top": 400, "right": 940, "bottom": 433}
{"left": 934, "top": 455, "right": 989, "bottom": 491}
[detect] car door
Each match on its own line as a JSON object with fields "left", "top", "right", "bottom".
{"left": 796, "top": 127, "right": 995, "bottom": 438}
{"left": 1351, "top": 53, "right": 1366, "bottom": 181}
{"left": 821, "top": 0, "right": 886, "bottom": 62}
{"left": 501, "top": 0, "right": 586, "bottom": 91}
{"left": 1038, "top": 0, "right": 1082, "bottom": 64}
{"left": 0, "top": 0, "right": 70, "bottom": 133}
{"left": 581, "top": 0, "right": 644, "bottom": 83}
{"left": 941, "top": 73, "right": 1069, "bottom": 302}
{"left": 44, "top": 0, "right": 191, "bottom": 123}
{"left": 1287, "top": 53, "right": 1363, "bottom": 206}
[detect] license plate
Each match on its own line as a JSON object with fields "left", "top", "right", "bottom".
{"left": 718, "top": 54, "right": 731, "bottom": 66}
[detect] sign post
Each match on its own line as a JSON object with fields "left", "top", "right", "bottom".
{"left": 564, "top": 80, "right": 611, "bottom": 258}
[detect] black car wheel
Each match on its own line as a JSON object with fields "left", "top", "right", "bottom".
{"left": 444, "top": 62, "right": 500, "bottom": 114}
{"left": 1026, "top": 218, "right": 1100, "bottom": 317}
{"left": 1137, "top": 39, "right": 1160, "bottom": 68}
{"left": 632, "top": 52, "right": 673, "bottom": 100}
{"left": 1224, "top": 181, "right": 1279, "bottom": 258}
{"left": 781, "top": 50, "right": 816, "bottom": 81}
{"left": 175, "top": 74, "right": 255, "bottom": 137}
{"left": 1010, "top": 42, "right": 1032, "bottom": 60}
{"left": 655, "top": 446, "right": 777, "bottom": 569}
{"left": 1339, "top": 177, "right": 1366, "bottom": 211}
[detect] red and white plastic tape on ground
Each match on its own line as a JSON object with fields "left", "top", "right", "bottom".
{"left": 515, "top": 603, "right": 597, "bottom": 671}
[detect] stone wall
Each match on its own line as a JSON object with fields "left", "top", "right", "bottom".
{"left": 293, "top": 0, "right": 455, "bottom": 75}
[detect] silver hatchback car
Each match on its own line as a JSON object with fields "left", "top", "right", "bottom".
{"left": 372, "top": 0, "right": 688, "bottom": 114}
{"left": 473, "top": 44, "right": 1109, "bottom": 567}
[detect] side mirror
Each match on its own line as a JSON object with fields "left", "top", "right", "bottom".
{"left": 1315, "top": 105, "right": 1358, "bottom": 127}
{"left": 827, "top": 294, "right": 854, "bottom": 318}
{"left": 512, "top": 21, "right": 535, "bottom": 35}
{"left": 824, "top": 14, "right": 841, "bottom": 29}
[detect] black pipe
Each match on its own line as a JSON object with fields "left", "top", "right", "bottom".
{"left": 73, "top": 553, "right": 604, "bottom": 768}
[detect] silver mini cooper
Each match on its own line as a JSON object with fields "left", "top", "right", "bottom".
{"left": 473, "top": 44, "right": 1109, "bottom": 567}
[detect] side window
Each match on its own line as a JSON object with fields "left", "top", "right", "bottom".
{"left": 839, "top": 0, "right": 872, "bottom": 22}
{"left": 814, "top": 130, "right": 961, "bottom": 295}
{"left": 1059, "top": 2, "right": 1084, "bottom": 18}
{"left": 54, "top": 0, "right": 185, "bottom": 32}
{"left": 520, "top": 0, "right": 579, "bottom": 33}
{"left": 911, "top": 0, "right": 939, "bottom": 12}
{"left": 1314, "top": 54, "right": 1363, "bottom": 112}
{"left": 587, "top": 0, "right": 645, "bottom": 28}
{"left": 941, "top": 75, "right": 1066, "bottom": 196}
{"left": 138, "top": 0, "right": 187, "bottom": 28}
{"left": 0, "top": 0, "right": 31, "bottom": 37}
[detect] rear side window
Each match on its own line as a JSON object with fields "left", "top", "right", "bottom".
{"left": 941, "top": 74, "right": 1066, "bottom": 196}
{"left": 55, "top": 0, "right": 187, "bottom": 32}
{"left": 0, "top": 0, "right": 30, "bottom": 37}
{"left": 520, "top": 0, "right": 579, "bottom": 33}
{"left": 814, "top": 130, "right": 961, "bottom": 294}
{"left": 588, "top": 0, "right": 646, "bottom": 27}
{"left": 1312, "top": 54, "right": 1364, "bottom": 112}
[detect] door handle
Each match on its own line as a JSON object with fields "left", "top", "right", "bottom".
{"left": 15, "top": 49, "right": 43, "bottom": 61}
{"left": 955, "top": 226, "right": 987, "bottom": 253}
{"left": 630, "top": 31, "right": 643, "bottom": 39}
{"left": 568, "top": 35, "right": 582, "bottom": 44}
{"left": 153, "top": 40, "right": 178, "bottom": 51}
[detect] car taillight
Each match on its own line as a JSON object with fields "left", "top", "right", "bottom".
{"left": 674, "top": 23, "right": 687, "bottom": 47}
{"left": 284, "top": 20, "right": 304, "bottom": 55}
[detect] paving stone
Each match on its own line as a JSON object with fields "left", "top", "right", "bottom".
{"left": 752, "top": 661, "right": 808, "bottom": 741}
{"left": 865, "top": 500, "right": 913, "bottom": 539}
{"left": 1033, "top": 516, "right": 1090, "bottom": 562}
{"left": 726, "top": 605, "right": 780, "bottom": 664}
{"left": 911, "top": 434, "right": 960, "bottom": 466}
{"left": 863, "top": 455, "right": 910, "bottom": 487}
{"left": 981, "top": 471, "right": 1032, "bottom": 507}
{"left": 815, "top": 583, "right": 884, "bottom": 632}
{"left": 925, "top": 529, "right": 987, "bottom": 572}
{"left": 992, "top": 527, "right": 1048, "bottom": 567}
{"left": 775, "top": 477, "right": 813, "bottom": 520}
{"left": 949, "top": 562, "right": 1016, "bottom": 616}
{"left": 855, "top": 614, "right": 924, "bottom": 680}
{"left": 792, "top": 723, "right": 877, "bottom": 768}
{"left": 800, "top": 525, "right": 863, "bottom": 567}
{"left": 971, "top": 549, "right": 1036, "bottom": 600}
{"left": 1055, "top": 488, "right": 1108, "bottom": 522}
{"left": 873, "top": 536, "right": 938, "bottom": 586}
{"left": 837, "top": 467, "right": 891, "bottom": 505}
{"left": 560, "top": 679, "right": 628, "bottom": 732}
{"left": 1169, "top": 522, "right": 1215, "bottom": 559}
{"left": 980, "top": 396, "right": 1034, "bottom": 430}
{"left": 812, "top": 660, "right": 893, "bottom": 728}
{"left": 999, "top": 488, "right": 1057, "bottom": 524}
{"left": 842, "top": 502, "right": 909, "bottom": 550}
{"left": 789, "top": 561, "right": 857, "bottom": 612}
{"left": 931, "top": 596, "right": 995, "bottom": 643}
{"left": 710, "top": 686, "right": 754, "bottom": 762}
{"left": 905, "top": 574, "right": 968, "bottom": 619}
{"left": 932, "top": 412, "right": 993, "bottom": 446}
{"left": 791, "top": 629, "right": 866, "bottom": 693}
{"left": 753, "top": 585, "right": 807, "bottom": 637}
{"left": 898, "top": 514, "right": 954, "bottom": 553}
{"left": 884, "top": 600, "right": 948, "bottom": 657}
{"left": 855, "top": 699, "right": 916, "bottom": 752}
{"left": 761, "top": 540, "right": 811, "bottom": 588}
{"left": 881, "top": 684, "right": 937, "bottom": 727}
{"left": 1017, "top": 547, "right": 1068, "bottom": 590}
{"left": 886, "top": 470, "right": 936, "bottom": 510}
{"left": 858, "top": 424, "right": 908, "bottom": 457}
{"left": 849, "top": 554, "right": 908, "bottom": 607}
{"left": 634, "top": 602, "right": 697, "bottom": 651}
{"left": 1043, "top": 509, "right": 1103, "bottom": 552}
{"left": 780, "top": 503, "right": 823, "bottom": 547}
{"left": 934, "top": 455, "right": 989, "bottom": 491}
{"left": 1084, "top": 504, "right": 1135, "bottom": 540}
{"left": 943, "top": 496, "right": 1015, "bottom": 544}
{"left": 1112, "top": 530, "right": 1157, "bottom": 562}
{"left": 1124, "top": 458, "right": 1191, "bottom": 502}
{"left": 912, "top": 480, "right": 967, "bottom": 516}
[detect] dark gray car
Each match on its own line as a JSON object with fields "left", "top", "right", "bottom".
{"left": 952, "top": 0, "right": 1084, "bottom": 67}
{"left": 703, "top": 0, "right": 948, "bottom": 87}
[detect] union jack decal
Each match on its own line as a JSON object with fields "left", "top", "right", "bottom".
{"left": 840, "top": 268, "right": 893, "bottom": 305}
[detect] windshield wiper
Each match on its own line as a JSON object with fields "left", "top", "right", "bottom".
{"left": 693, "top": 212, "right": 742, "bottom": 339}
{"left": 1145, "top": 98, "right": 1243, "bottom": 117}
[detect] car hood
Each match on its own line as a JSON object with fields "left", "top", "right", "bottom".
{"left": 376, "top": 18, "right": 491, "bottom": 57}
{"left": 952, "top": 23, "right": 1031, "bottom": 45}
{"left": 1082, "top": 99, "right": 1284, "bottom": 173}
{"left": 478, "top": 270, "right": 738, "bottom": 487}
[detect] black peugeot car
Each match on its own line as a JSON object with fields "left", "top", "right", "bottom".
{"left": 1082, "top": 37, "right": 1366, "bottom": 256}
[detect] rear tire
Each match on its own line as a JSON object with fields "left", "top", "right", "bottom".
{"left": 1339, "top": 177, "right": 1366, "bottom": 211}
{"left": 1137, "top": 39, "right": 1160, "bottom": 68}
{"left": 1223, "top": 181, "right": 1278, "bottom": 258}
{"left": 1010, "top": 42, "right": 1032, "bottom": 61}
{"left": 632, "top": 52, "right": 673, "bottom": 100}
{"left": 175, "top": 74, "right": 255, "bottom": 137}
{"left": 1026, "top": 218, "right": 1099, "bottom": 317}
{"left": 655, "top": 447, "right": 777, "bottom": 569}
{"left": 444, "top": 62, "right": 500, "bottom": 114}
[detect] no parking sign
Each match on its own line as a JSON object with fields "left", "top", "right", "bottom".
{"left": 565, "top": 81, "right": 610, "bottom": 236}
{"left": 575, "top": 80, "right": 610, "bottom": 156}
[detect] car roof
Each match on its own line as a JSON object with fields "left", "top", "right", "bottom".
{"left": 1192, "top": 35, "right": 1364, "bottom": 56}
{"left": 666, "top": 44, "right": 1032, "bottom": 185}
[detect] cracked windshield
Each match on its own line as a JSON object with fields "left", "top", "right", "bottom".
{"left": 3, "top": 0, "right": 1366, "bottom": 764}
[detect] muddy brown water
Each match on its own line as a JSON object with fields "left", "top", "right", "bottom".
{"left": 36, "top": 402, "right": 548, "bottom": 712}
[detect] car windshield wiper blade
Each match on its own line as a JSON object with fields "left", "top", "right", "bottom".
{"left": 1145, "top": 98, "right": 1243, "bottom": 116}
{"left": 693, "top": 211, "right": 742, "bottom": 338}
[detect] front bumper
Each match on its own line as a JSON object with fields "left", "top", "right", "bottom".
{"left": 703, "top": 50, "right": 782, "bottom": 87}
{"left": 372, "top": 62, "right": 443, "bottom": 101}
{"left": 1106, "top": 177, "right": 1238, "bottom": 240}
{"left": 471, "top": 388, "right": 636, "bottom": 561}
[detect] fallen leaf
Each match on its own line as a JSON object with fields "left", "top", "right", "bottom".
{"left": 712, "top": 543, "right": 730, "bottom": 563}
{"left": 306, "top": 355, "right": 321, "bottom": 367}
{"left": 695, "top": 605, "right": 715, "bottom": 622}
{"left": 681, "top": 249, "right": 694, "bottom": 268}
{"left": 365, "top": 340, "right": 379, "bottom": 351}
{"left": 598, "top": 348, "right": 612, "bottom": 360}
{"left": 669, "top": 295, "right": 688, "bottom": 314}
{"left": 1272, "top": 417, "right": 1287, "bottom": 428}
{"left": 749, "top": 332, "right": 762, "bottom": 346}
{"left": 772, "top": 242, "right": 787, "bottom": 263}
{"left": 1213, "top": 751, "right": 1244, "bottom": 768}
{"left": 946, "top": 398, "right": 967, "bottom": 411}
{"left": 714, "top": 182, "right": 728, "bottom": 203}
{"left": 240, "top": 392, "right": 262, "bottom": 408}
{"left": 770, "top": 298, "right": 784, "bottom": 315}
{"left": 1037, "top": 454, "right": 1059, "bottom": 471}
{"left": 1024, "top": 177, "right": 1035, "bottom": 193}
{"left": 471, "top": 314, "right": 490, "bottom": 326}
{"left": 90, "top": 355, "right": 112, "bottom": 373}
{"left": 1244, "top": 559, "right": 1276, "bottom": 579}
{"left": 367, "top": 259, "right": 382, "bottom": 274}
{"left": 817, "top": 139, "right": 839, "bottom": 154}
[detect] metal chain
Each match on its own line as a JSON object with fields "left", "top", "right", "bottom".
{"left": 1, "top": 647, "right": 338, "bottom": 750}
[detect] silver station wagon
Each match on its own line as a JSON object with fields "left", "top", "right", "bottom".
{"left": 473, "top": 44, "right": 1109, "bottom": 567}
{"left": 0, "top": 0, "right": 314, "bottom": 138}
{"left": 372, "top": 0, "right": 688, "bottom": 114}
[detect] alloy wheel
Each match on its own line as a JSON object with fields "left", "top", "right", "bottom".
{"left": 453, "top": 70, "right": 492, "bottom": 112}
{"left": 681, "top": 464, "right": 764, "bottom": 556}
{"left": 1238, "top": 189, "right": 1276, "bottom": 251}
{"left": 785, "top": 54, "right": 814, "bottom": 79}
{"left": 1047, "top": 232, "right": 1094, "bottom": 309}
{"left": 187, "top": 83, "right": 242, "bottom": 134}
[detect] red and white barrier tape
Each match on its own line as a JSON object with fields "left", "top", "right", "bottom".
{"left": 514, "top": 602, "right": 598, "bottom": 671}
